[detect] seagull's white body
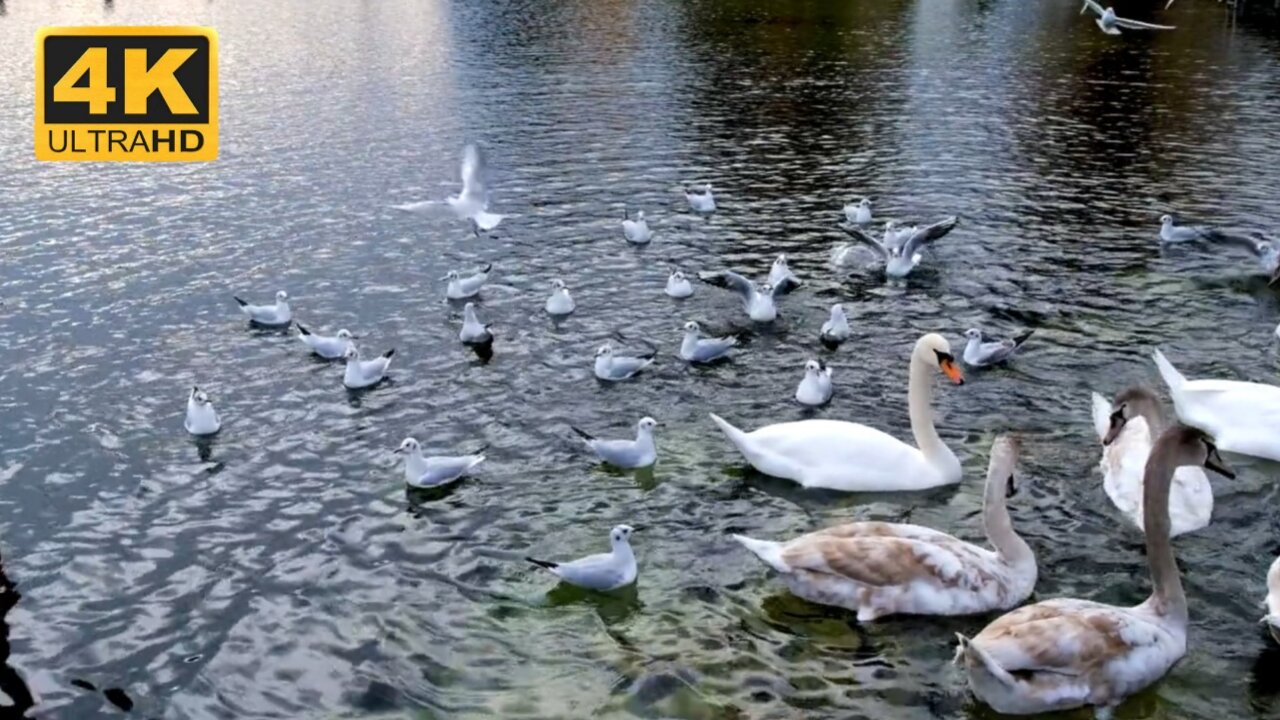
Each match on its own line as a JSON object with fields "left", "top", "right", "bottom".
{"left": 444, "top": 264, "right": 491, "bottom": 300}
{"left": 1081, "top": 0, "right": 1176, "bottom": 34}
{"left": 397, "top": 438, "right": 485, "bottom": 488}
{"left": 709, "top": 334, "right": 965, "bottom": 492}
{"left": 527, "top": 525, "right": 637, "bottom": 591}
{"left": 1263, "top": 556, "right": 1280, "bottom": 645}
{"left": 767, "top": 255, "right": 801, "bottom": 291}
{"left": 795, "top": 361, "right": 833, "bottom": 407}
{"left": 343, "top": 346, "right": 394, "bottom": 389}
{"left": 697, "top": 270, "right": 788, "bottom": 322}
{"left": 1091, "top": 390, "right": 1212, "bottom": 537}
{"left": 839, "top": 217, "right": 959, "bottom": 279}
{"left": 962, "top": 329, "right": 1034, "bottom": 367}
{"left": 184, "top": 387, "right": 221, "bottom": 436}
{"left": 593, "top": 343, "right": 655, "bottom": 381}
{"left": 1158, "top": 215, "right": 1217, "bottom": 243}
{"left": 680, "top": 322, "right": 738, "bottom": 364}
{"left": 685, "top": 185, "right": 716, "bottom": 213}
{"left": 1154, "top": 348, "right": 1280, "bottom": 461}
{"left": 572, "top": 417, "right": 659, "bottom": 469}
{"left": 622, "top": 211, "right": 652, "bottom": 244}
{"left": 234, "top": 291, "right": 291, "bottom": 326}
{"left": 820, "top": 304, "right": 851, "bottom": 343}
{"left": 297, "top": 325, "right": 355, "bottom": 360}
{"left": 446, "top": 143, "right": 505, "bottom": 231}
{"left": 459, "top": 303, "right": 492, "bottom": 344}
{"left": 545, "top": 280, "right": 575, "bottom": 316}
{"left": 843, "top": 198, "right": 873, "bottom": 225}
{"left": 665, "top": 271, "right": 693, "bottom": 299}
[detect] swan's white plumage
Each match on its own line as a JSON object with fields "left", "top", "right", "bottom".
{"left": 1153, "top": 348, "right": 1280, "bottom": 461}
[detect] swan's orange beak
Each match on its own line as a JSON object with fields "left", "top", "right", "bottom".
{"left": 939, "top": 355, "right": 964, "bottom": 385}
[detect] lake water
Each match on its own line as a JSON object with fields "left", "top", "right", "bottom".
{"left": 3, "top": 1, "right": 1280, "bottom": 718}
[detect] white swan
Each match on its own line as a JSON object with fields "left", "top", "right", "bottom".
{"left": 1091, "top": 387, "right": 1213, "bottom": 537}
{"left": 1153, "top": 348, "right": 1280, "bottom": 461}
{"left": 734, "top": 436, "right": 1035, "bottom": 622}
{"left": 709, "top": 333, "right": 965, "bottom": 491}
{"left": 956, "top": 425, "right": 1233, "bottom": 718}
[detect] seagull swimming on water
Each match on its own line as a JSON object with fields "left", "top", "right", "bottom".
{"left": 820, "top": 303, "right": 851, "bottom": 344}
{"left": 685, "top": 184, "right": 716, "bottom": 213}
{"left": 442, "top": 264, "right": 492, "bottom": 300}
{"left": 665, "top": 270, "right": 693, "bottom": 299}
{"left": 767, "top": 255, "right": 802, "bottom": 292}
{"left": 394, "top": 437, "right": 486, "bottom": 488}
{"left": 697, "top": 269, "right": 795, "bottom": 322}
{"left": 184, "top": 386, "right": 221, "bottom": 436}
{"left": 1080, "top": 0, "right": 1175, "bottom": 35}
{"left": 571, "top": 417, "right": 658, "bottom": 469}
{"left": 622, "top": 209, "right": 653, "bottom": 244}
{"left": 843, "top": 198, "right": 873, "bottom": 225}
{"left": 342, "top": 345, "right": 395, "bottom": 389}
{"left": 545, "top": 279, "right": 575, "bottom": 316}
{"left": 526, "top": 525, "right": 638, "bottom": 591}
{"left": 962, "top": 328, "right": 1034, "bottom": 367}
{"left": 297, "top": 325, "right": 356, "bottom": 359}
{"left": 679, "top": 321, "right": 738, "bottom": 363}
{"left": 839, "top": 216, "right": 959, "bottom": 278}
{"left": 459, "top": 302, "right": 493, "bottom": 345}
{"left": 594, "top": 342, "right": 655, "bottom": 381}
{"left": 795, "top": 360, "right": 834, "bottom": 407}
{"left": 1212, "top": 234, "right": 1280, "bottom": 284}
{"left": 1158, "top": 214, "right": 1224, "bottom": 244}
{"left": 233, "top": 290, "right": 291, "bottom": 326}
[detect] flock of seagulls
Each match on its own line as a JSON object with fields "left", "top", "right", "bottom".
{"left": 189, "top": 105, "right": 1280, "bottom": 718}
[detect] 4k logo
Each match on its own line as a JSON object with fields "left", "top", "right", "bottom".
{"left": 35, "top": 27, "right": 218, "bottom": 162}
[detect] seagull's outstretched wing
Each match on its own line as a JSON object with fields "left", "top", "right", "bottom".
{"left": 1114, "top": 15, "right": 1176, "bottom": 30}
{"left": 838, "top": 225, "right": 889, "bottom": 259}
{"left": 901, "top": 216, "right": 959, "bottom": 259}
{"left": 771, "top": 274, "right": 802, "bottom": 297}
{"left": 459, "top": 144, "right": 490, "bottom": 205}
{"left": 1211, "top": 233, "right": 1269, "bottom": 258}
{"left": 698, "top": 270, "right": 756, "bottom": 299}
{"left": 1080, "top": 0, "right": 1106, "bottom": 17}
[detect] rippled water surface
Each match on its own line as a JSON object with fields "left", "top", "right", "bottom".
{"left": 4, "top": 1, "right": 1280, "bottom": 718}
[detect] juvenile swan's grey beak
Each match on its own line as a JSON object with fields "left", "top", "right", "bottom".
{"left": 1205, "top": 449, "right": 1235, "bottom": 479}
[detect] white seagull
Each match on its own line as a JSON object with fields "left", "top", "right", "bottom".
{"left": 680, "top": 321, "right": 738, "bottom": 364}
{"left": 342, "top": 345, "right": 395, "bottom": 389}
{"left": 843, "top": 198, "right": 873, "bottom": 225}
{"left": 394, "top": 437, "right": 486, "bottom": 488}
{"left": 233, "top": 290, "right": 291, "bottom": 326}
{"left": 297, "top": 324, "right": 356, "bottom": 360}
{"left": 685, "top": 184, "right": 716, "bottom": 213}
{"left": 571, "top": 417, "right": 659, "bottom": 469}
{"left": 962, "top": 329, "right": 1034, "bottom": 367}
{"left": 1081, "top": 0, "right": 1175, "bottom": 34}
{"left": 767, "top": 255, "right": 802, "bottom": 292}
{"left": 526, "top": 525, "right": 638, "bottom": 591}
{"left": 446, "top": 143, "right": 505, "bottom": 231}
{"left": 820, "top": 304, "right": 851, "bottom": 344}
{"left": 622, "top": 209, "right": 653, "bottom": 244}
{"left": 442, "top": 263, "right": 492, "bottom": 300}
{"left": 459, "top": 302, "right": 493, "bottom": 345}
{"left": 184, "top": 386, "right": 221, "bottom": 436}
{"left": 545, "top": 279, "right": 575, "bottom": 316}
{"left": 1158, "top": 214, "right": 1224, "bottom": 244}
{"left": 594, "top": 343, "right": 655, "bottom": 381}
{"left": 697, "top": 269, "right": 795, "bottom": 322}
{"left": 665, "top": 270, "right": 694, "bottom": 299}
{"left": 839, "top": 216, "right": 959, "bottom": 278}
{"left": 796, "top": 360, "right": 834, "bottom": 407}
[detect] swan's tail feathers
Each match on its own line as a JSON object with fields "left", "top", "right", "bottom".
{"left": 296, "top": 324, "right": 311, "bottom": 336}
{"left": 526, "top": 557, "right": 558, "bottom": 571}
{"left": 955, "top": 634, "right": 1017, "bottom": 688}
{"left": 731, "top": 534, "right": 790, "bottom": 573}
{"left": 1012, "top": 329, "right": 1034, "bottom": 348}
{"left": 1091, "top": 392, "right": 1113, "bottom": 442}
{"left": 709, "top": 413, "right": 750, "bottom": 452}
{"left": 1152, "top": 349, "right": 1186, "bottom": 392}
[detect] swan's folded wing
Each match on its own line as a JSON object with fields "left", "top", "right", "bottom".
{"left": 975, "top": 600, "right": 1164, "bottom": 675}
{"left": 781, "top": 535, "right": 982, "bottom": 589}
{"left": 812, "top": 520, "right": 961, "bottom": 546}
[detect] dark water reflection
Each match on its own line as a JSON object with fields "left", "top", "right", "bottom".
{"left": 2, "top": 0, "right": 1280, "bottom": 718}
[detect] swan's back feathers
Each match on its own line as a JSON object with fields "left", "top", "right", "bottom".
{"left": 972, "top": 599, "right": 1166, "bottom": 676}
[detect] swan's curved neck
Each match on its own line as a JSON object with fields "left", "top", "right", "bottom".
{"left": 983, "top": 476, "right": 1033, "bottom": 570}
{"left": 907, "top": 353, "right": 956, "bottom": 470}
{"left": 1142, "top": 450, "right": 1186, "bottom": 625}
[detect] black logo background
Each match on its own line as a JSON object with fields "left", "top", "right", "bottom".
{"left": 41, "top": 35, "right": 210, "bottom": 124}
